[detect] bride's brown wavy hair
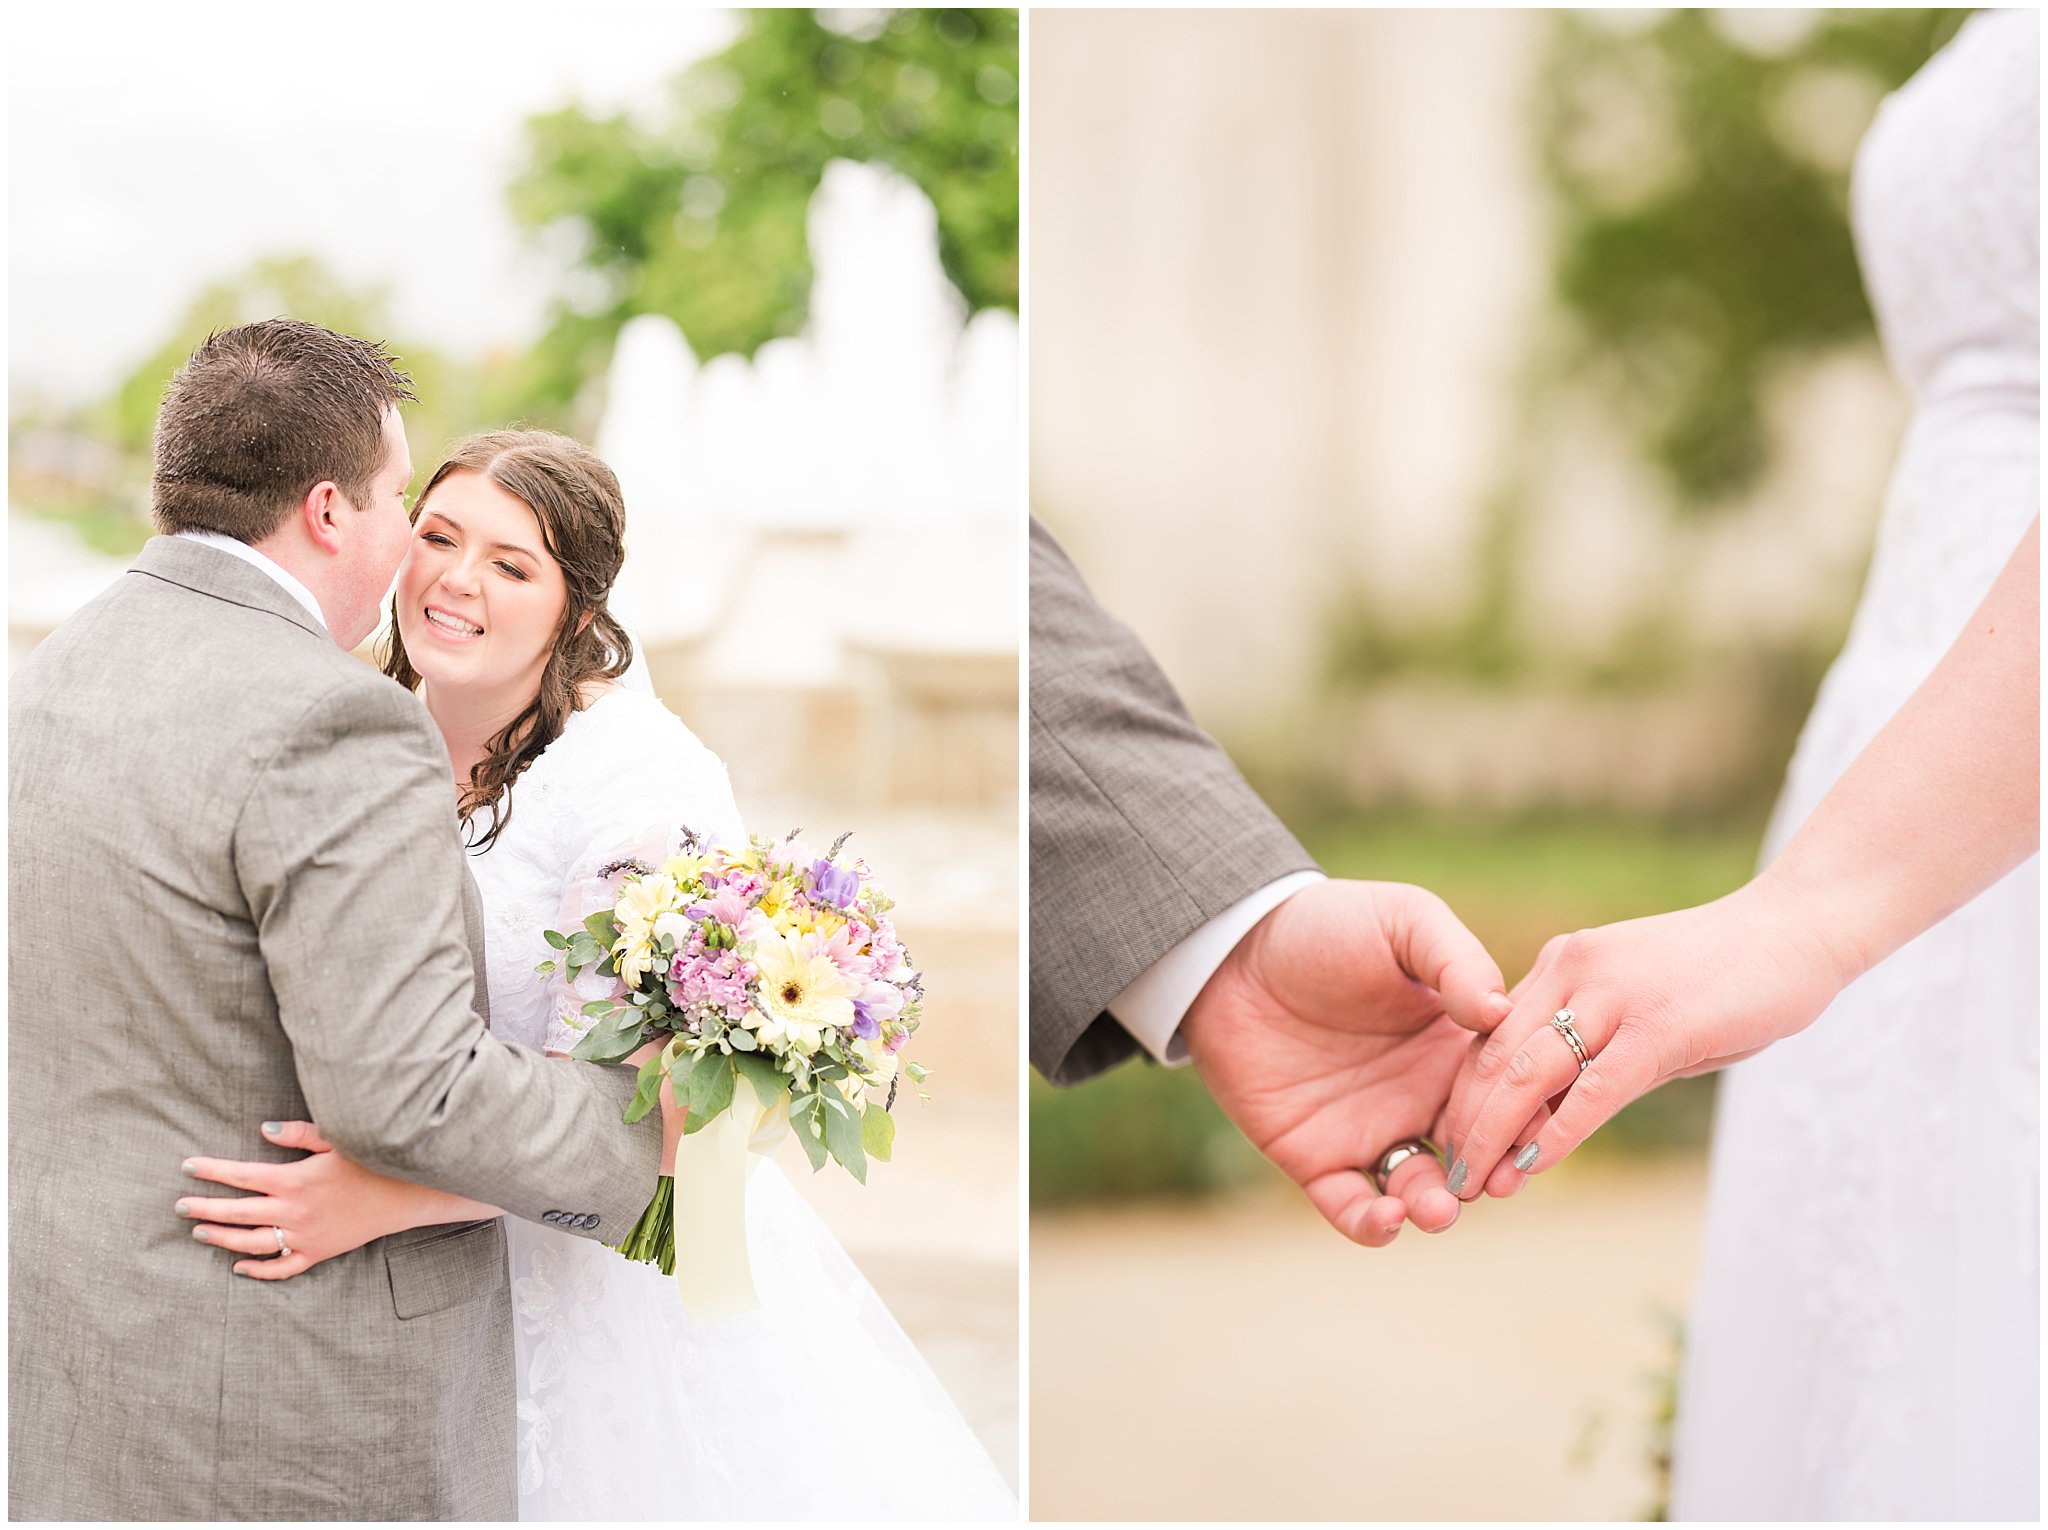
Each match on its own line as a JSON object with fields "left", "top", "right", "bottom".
{"left": 380, "top": 429, "right": 634, "bottom": 852}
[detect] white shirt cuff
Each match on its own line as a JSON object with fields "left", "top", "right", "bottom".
{"left": 1106, "top": 870, "right": 1325, "bottom": 1066}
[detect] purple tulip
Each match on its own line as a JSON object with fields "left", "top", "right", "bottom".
{"left": 810, "top": 858, "right": 860, "bottom": 909}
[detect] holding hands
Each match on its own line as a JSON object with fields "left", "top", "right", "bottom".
{"left": 1177, "top": 874, "right": 1847, "bottom": 1245}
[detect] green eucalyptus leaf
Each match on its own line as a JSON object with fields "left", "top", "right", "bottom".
{"left": 681, "top": 1056, "right": 734, "bottom": 1132}
{"left": 861, "top": 1103, "right": 895, "bottom": 1163}
{"left": 623, "top": 1049, "right": 667, "bottom": 1124}
{"left": 583, "top": 911, "right": 620, "bottom": 946}
{"left": 822, "top": 1094, "right": 867, "bottom": 1184}
{"left": 789, "top": 1094, "right": 828, "bottom": 1172}
{"left": 543, "top": 928, "right": 570, "bottom": 950}
{"left": 732, "top": 1051, "right": 783, "bottom": 1101}
{"left": 569, "top": 1005, "right": 643, "bottom": 1066}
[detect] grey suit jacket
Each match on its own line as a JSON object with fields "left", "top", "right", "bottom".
{"left": 8, "top": 537, "right": 662, "bottom": 1521}
{"left": 1029, "top": 519, "right": 1318, "bottom": 1084}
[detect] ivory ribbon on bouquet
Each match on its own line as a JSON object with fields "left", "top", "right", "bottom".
{"left": 669, "top": 1071, "right": 790, "bottom": 1321}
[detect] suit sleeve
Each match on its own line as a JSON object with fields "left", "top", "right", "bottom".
{"left": 233, "top": 674, "right": 661, "bottom": 1237}
{"left": 1029, "top": 518, "right": 1319, "bottom": 1085}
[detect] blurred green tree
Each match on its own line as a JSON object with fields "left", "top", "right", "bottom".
{"left": 20, "top": 256, "right": 480, "bottom": 556}
{"left": 1542, "top": 8, "right": 1972, "bottom": 506}
{"left": 104, "top": 256, "right": 387, "bottom": 456}
{"left": 101, "top": 254, "right": 480, "bottom": 466}
{"left": 507, "top": 7, "right": 1018, "bottom": 421}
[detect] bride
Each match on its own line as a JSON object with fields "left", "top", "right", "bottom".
{"left": 1443, "top": 12, "right": 2037, "bottom": 1519}
{"left": 178, "top": 430, "right": 1016, "bottom": 1521}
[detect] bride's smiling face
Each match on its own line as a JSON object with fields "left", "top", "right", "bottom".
{"left": 395, "top": 470, "right": 570, "bottom": 704}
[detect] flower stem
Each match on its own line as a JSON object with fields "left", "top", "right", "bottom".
{"left": 611, "top": 1174, "right": 675, "bottom": 1275}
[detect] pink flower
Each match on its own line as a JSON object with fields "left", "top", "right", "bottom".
{"left": 694, "top": 883, "right": 752, "bottom": 929}
{"left": 807, "top": 922, "right": 874, "bottom": 984}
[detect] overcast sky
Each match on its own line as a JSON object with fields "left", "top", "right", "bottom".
{"left": 8, "top": 2, "right": 738, "bottom": 405}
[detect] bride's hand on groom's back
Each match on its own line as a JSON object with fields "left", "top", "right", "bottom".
{"left": 1442, "top": 880, "right": 1851, "bottom": 1200}
{"left": 177, "top": 1121, "right": 500, "bottom": 1279}
{"left": 1179, "top": 879, "right": 1513, "bottom": 1248}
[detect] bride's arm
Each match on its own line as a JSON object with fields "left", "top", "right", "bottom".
{"left": 177, "top": 1121, "right": 502, "bottom": 1280}
{"left": 180, "top": 1043, "right": 687, "bottom": 1279}
{"left": 1763, "top": 517, "right": 2038, "bottom": 980}
{"left": 1442, "top": 518, "right": 2038, "bottom": 1198}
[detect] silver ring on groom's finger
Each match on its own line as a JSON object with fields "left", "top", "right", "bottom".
{"left": 272, "top": 1226, "right": 291, "bottom": 1258}
{"left": 1551, "top": 1008, "right": 1591, "bottom": 1072}
{"left": 1369, "top": 1138, "right": 1441, "bottom": 1194}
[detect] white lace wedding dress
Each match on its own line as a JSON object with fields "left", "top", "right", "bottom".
{"left": 1670, "top": 11, "right": 2039, "bottom": 1520}
{"left": 468, "top": 687, "right": 1016, "bottom": 1521}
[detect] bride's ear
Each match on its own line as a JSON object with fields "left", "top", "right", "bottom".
{"left": 575, "top": 609, "right": 594, "bottom": 637}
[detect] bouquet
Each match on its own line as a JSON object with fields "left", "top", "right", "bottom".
{"left": 540, "top": 828, "right": 926, "bottom": 1315}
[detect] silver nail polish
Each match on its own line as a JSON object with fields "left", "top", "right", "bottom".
{"left": 1514, "top": 1142, "right": 1541, "bottom": 1172}
{"left": 191, "top": 1227, "right": 210, "bottom": 1242}
{"left": 1445, "top": 1158, "right": 1469, "bottom": 1196}
{"left": 180, "top": 1159, "right": 198, "bottom": 1175}
{"left": 174, "top": 1201, "right": 191, "bottom": 1218}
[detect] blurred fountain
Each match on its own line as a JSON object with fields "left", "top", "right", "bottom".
{"left": 597, "top": 158, "right": 1020, "bottom": 815}
{"left": 591, "top": 167, "right": 1023, "bottom": 1440}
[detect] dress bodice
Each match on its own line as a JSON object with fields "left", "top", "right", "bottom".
{"left": 464, "top": 689, "right": 745, "bottom": 1053}
{"left": 1853, "top": 9, "right": 2038, "bottom": 410}
{"left": 1776, "top": 10, "right": 2039, "bottom": 808}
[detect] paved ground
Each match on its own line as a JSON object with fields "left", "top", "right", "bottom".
{"left": 1030, "top": 1155, "right": 1711, "bottom": 1521}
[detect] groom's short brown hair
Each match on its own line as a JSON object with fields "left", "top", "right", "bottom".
{"left": 150, "top": 318, "right": 418, "bottom": 543}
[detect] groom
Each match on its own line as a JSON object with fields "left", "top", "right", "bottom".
{"left": 8, "top": 320, "right": 667, "bottom": 1520}
{"left": 1030, "top": 518, "right": 1511, "bottom": 1242}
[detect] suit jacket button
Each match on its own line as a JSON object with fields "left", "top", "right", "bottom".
{"left": 541, "top": 1210, "right": 562, "bottom": 1223}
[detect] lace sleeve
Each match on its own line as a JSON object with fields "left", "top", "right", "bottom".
{"left": 541, "top": 697, "right": 747, "bottom": 1056}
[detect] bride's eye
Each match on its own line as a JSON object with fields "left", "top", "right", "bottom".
{"left": 496, "top": 561, "right": 529, "bottom": 581}
{"left": 421, "top": 531, "right": 454, "bottom": 547}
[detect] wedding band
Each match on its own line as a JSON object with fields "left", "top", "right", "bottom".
{"left": 1551, "top": 1008, "right": 1591, "bottom": 1072}
{"left": 272, "top": 1227, "right": 291, "bottom": 1257}
{"left": 1370, "top": 1138, "right": 1440, "bottom": 1194}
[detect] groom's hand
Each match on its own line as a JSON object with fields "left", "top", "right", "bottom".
{"left": 1180, "top": 880, "right": 1512, "bottom": 1247}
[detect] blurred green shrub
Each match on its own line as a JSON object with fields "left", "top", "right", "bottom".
{"left": 1317, "top": 11, "right": 1970, "bottom": 712}
{"left": 1543, "top": 8, "right": 1970, "bottom": 506}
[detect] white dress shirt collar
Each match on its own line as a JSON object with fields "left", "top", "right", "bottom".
{"left": 173, "top": 529, "right": 329, "bottom": 632}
